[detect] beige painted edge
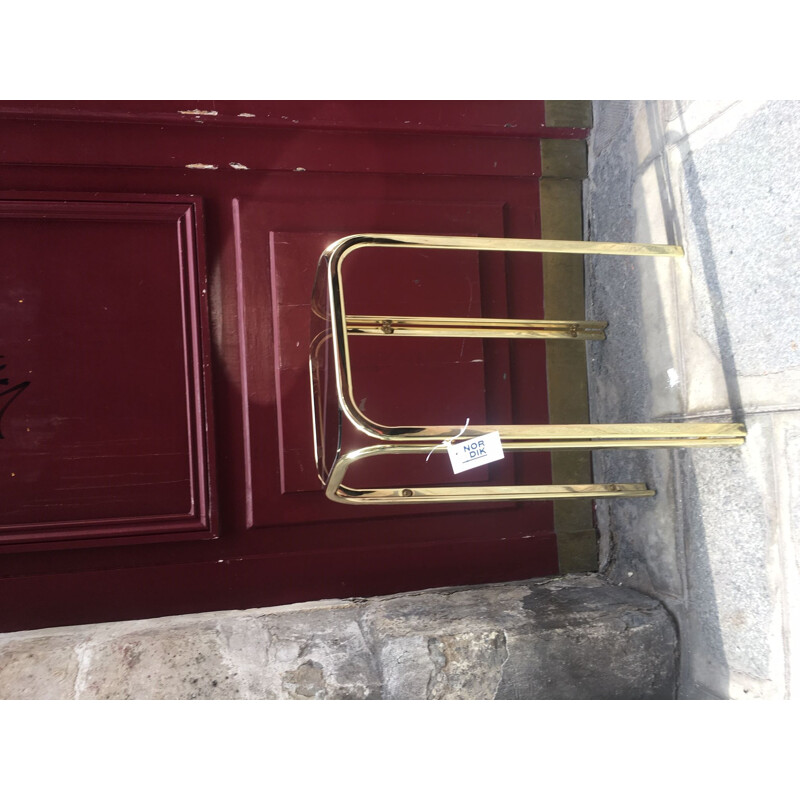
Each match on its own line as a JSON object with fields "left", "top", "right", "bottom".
{"left": 540, "top": 139, "right": 588, "bottom": 179}
{"left": 557, "top": 529, "right": 600, "bottom": 574}
{"left": 544, "top": 100, "right": 593, "bottom": 130}
{"left": 540, "top": 177, "right": 597, "bottom": 573}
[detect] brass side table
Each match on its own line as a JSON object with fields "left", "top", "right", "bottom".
{"left": 310, "top": 234, "right": 745, "bottom": 505}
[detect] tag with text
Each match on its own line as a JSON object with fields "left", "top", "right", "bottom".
{"left": 447, "top": 431, "right": 504, "bottom": 474}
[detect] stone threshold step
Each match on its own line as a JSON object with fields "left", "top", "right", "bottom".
{"left": 0, "top": 574, "right": 677, "bottom": 700}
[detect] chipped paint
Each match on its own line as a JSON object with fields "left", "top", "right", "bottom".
{"left": 185, "top": 163, "right": 219, "bottom": 170}
{"left": 178, "top": 109, "right": 218, "bottom": 116}
{"left": 229, "top": 162, "right": 249, "bottom": 170}
{"left": 237, "top": 113, "right": 256, "bottom": 118}
{"left": 294, "top": 167, "right": 306, "bottom": 172}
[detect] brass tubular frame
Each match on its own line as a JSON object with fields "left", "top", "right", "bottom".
{"left": 309, "top": 233, "right": 746, "bottom": 505}
{"left": 345, "top": 315, "right": 608, "bottom": 341}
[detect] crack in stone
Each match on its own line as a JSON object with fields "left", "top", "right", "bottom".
{"left": 354, "top": 612, "right": 385, "bottom": 697}
{"left": 425, "top": 637, "right": 449, "bottom": 699}
{"left": 494, "top": 630, "right": 511, "bottom": 700}
{"left": 73, "top": 640, "right": 93, "bottom": 699}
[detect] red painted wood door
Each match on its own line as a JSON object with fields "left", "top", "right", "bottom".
{"left": 0, "top": 102, "right": 584, "bottom": 632}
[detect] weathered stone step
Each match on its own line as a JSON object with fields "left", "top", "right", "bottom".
{"left": 0, "top": 574, "right": 677, "bottom": 699}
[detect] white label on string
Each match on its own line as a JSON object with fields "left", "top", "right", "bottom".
{"left": 446, "top": 431, "right": 504, "bottom": 474}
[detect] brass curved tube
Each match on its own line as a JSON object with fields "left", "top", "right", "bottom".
{"left": 309, "top": 233, "right": 744, "bottom": 504}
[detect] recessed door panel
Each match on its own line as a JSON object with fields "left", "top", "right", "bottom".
{"left": 236, "top": 197, "right": 531, "bottom": 529}
{"left": 0, "top": 196, "right": 216, "bottom": 548}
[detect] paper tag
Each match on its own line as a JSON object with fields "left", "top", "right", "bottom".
{"left": 446, "top": 431, "right": 504, "bottom": 474}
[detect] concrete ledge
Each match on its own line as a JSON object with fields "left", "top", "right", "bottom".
{"left": 0, "top": 575, "right": 677, "bottom": 699}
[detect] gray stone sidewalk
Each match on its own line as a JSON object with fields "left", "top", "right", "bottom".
{"left": 585, "top": 100, "right": 800, "bottom": 699}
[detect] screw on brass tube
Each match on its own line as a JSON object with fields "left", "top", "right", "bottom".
{"left": 401, "top": 488, "right": 413, "bottom": 497}
{"left": 380, "top": 320, "right": 394, "bottom": 334}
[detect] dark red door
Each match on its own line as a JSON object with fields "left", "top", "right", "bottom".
{"left": 0, "top": 101, "right": 585, "bottom": 632}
